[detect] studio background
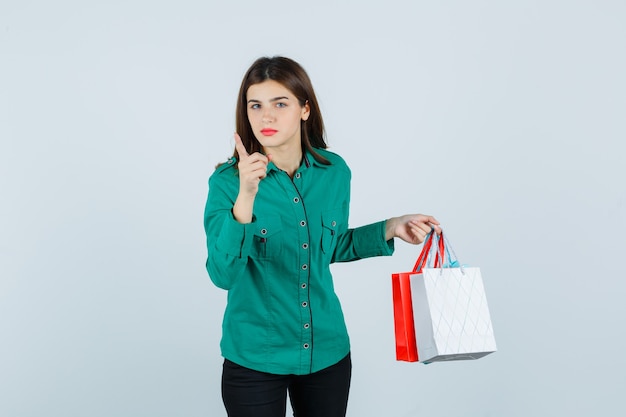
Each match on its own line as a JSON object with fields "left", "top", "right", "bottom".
{"left": 1, "top": 1, "right": 624, "bottom": 416}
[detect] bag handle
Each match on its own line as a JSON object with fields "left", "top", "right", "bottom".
{"left": 411, "top": 232, "right": 433, "bottom": 273}
{"left": 432, "top": 231, "right": 446, "bottom": 269}
{"left": 412, "top": 231, "right": 443, "bottom": 273}
{"left": 440, "top": 231, "right": 466, "bottom": 274}
{"left": 413, "top": 230, "right": 465, "bottom": 272}
{"left": 432, "top": 231, "right": 467, "bottom": 275}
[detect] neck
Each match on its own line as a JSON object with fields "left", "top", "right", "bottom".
{"left": 265, "top": 145, "right": 302, "bottom": 178}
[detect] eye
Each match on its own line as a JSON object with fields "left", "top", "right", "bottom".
{"left": 276, "top": 102, "right": 287, "bottom": 108}
{"left": 249, "top": 103, "right": 261, "bottom": 110}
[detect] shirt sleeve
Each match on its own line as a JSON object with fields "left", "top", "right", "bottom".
{"left": 331, "top": 220, "right": 395, "bottom": 263}
{"left": 204, "top": 172, "right": 255, "bottom": 290}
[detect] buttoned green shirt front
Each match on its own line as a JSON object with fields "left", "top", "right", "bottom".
{"left": 204, "top": 148, "right": 394, "bottom": 375}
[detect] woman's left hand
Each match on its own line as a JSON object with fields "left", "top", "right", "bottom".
{"left": 385, "top": 214, "right": 442, "bottom": 244}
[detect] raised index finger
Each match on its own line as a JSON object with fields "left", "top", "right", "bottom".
{"left": 233, "top": 132, "right": 249, "bottom": 158}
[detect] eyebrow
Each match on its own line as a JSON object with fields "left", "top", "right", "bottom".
{"left": 247, "top": 96, "right": 290, "bottom": 103}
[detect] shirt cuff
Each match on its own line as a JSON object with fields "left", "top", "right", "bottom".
{"left": 216, "top": 212, "right": 256, "bottom": 258}
{"left": 353, "top": 220, "right": 395, "bottom": 258}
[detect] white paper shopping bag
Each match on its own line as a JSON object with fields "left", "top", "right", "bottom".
{"left": 409, "top": 234, "right": 497, "bottom": 363}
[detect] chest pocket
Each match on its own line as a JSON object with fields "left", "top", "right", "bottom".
{"left": 250, "top": 215, "right": 284, "bottom": 259}
{"left": 321, "top": 209, "right": 343, "bottom": 254}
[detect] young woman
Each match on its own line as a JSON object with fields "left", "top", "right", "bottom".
{"left": 204, "top": 56, "right": 441, "bottom": 417}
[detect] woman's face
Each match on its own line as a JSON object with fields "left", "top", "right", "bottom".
{"left": 246, "top": 80, "right": 310, "bottom": 154}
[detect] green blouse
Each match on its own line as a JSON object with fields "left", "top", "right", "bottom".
{"left": 204, "top": 148, "right": 394, "bottom": 375}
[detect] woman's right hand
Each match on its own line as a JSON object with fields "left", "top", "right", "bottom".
{"left": 232, "top": 133, "right": 270, "bottom": 223}
{"left": 234, "top": 133, "right": 271, "bottom": 197}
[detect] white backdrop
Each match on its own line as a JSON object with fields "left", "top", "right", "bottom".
{"left": 1, "top": 1, "right": 625, "bottom": 416}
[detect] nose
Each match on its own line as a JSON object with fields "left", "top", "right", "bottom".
{"left": 262, "top": 107, "right": 274, "bottom": 123}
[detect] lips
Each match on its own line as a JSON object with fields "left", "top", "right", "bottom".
{"left": 261, "top": 128, "right": 278, "bottom": 136}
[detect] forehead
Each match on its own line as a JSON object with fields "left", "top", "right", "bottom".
{"left": 246, "top": 79, "right": 295, "bottom": 100}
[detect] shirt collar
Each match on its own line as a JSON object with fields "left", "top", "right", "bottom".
{"left": 266, "top": 149, "right": 326, "bottom": 174}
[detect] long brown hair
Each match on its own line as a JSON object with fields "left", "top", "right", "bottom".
{"left": 232, "top": 56, "right": 330, "bottom": 165}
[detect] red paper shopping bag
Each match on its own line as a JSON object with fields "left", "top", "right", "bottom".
{"left": 392, "top": 232, "right": 442, "bottom": 362}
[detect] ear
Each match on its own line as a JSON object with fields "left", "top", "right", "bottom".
{"left": 301, "top": 100, "right": 310, "bottom": 121}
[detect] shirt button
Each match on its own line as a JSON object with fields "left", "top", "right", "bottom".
{"left": 300, "top": 220, "right": 306, "bottom": 227}
{"left": 303, "top": 323, "right": 310, "bottom": 329}
{"left": 295, "top": 173, "right": 301, "bottom": 179}
{"left": 301, "top": 283, "right": 307, "bottom": 289}
{"left": 302, "top": 243, "right": 309, "bottom": 249}
{"left": 293, "top": 197, "right": 300, "bottom": 203}
{"left": 302, "top": 301, "right": 308, "bottom": 308}
{"left": 260, "top": 228, "right": 267, "bottom": 235}
{"left": 301, "top": 264, "right": 308, "bottom": 270}
{"left": 332, "top": 221, "right": 337, "bottom": 227}
{"left": 303, "top": 343, "right": 310, "bottom": 349}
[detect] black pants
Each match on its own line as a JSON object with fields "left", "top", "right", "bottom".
{"left": 221, "top": 353, "right": 352, "bottom": 417}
